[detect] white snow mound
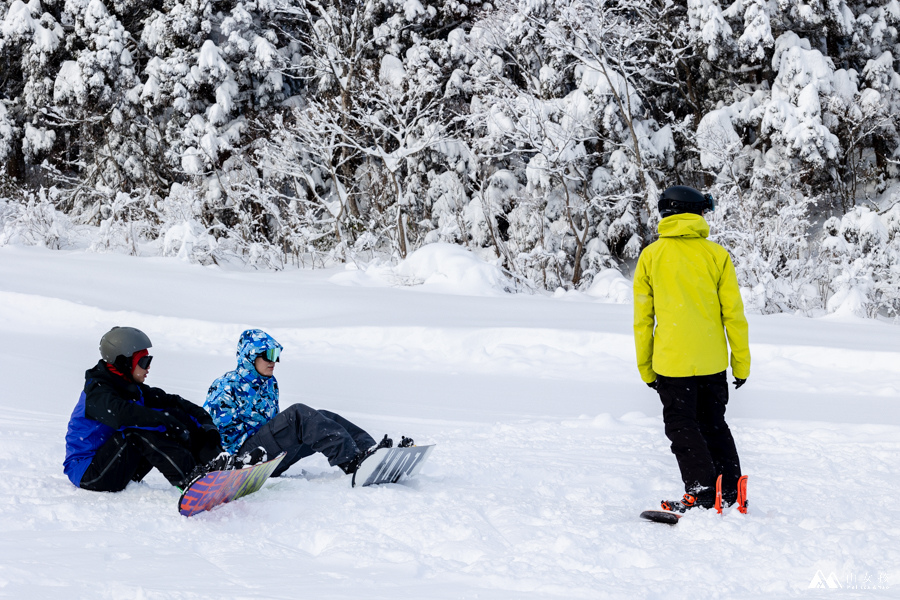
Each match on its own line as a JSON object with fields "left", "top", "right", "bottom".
{"left": 332, "top": 242, "right": 512, "bottom": 296}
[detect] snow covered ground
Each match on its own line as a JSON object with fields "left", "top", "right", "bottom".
{"left": 1, "top": 243, "right": 898, "bottom": 599}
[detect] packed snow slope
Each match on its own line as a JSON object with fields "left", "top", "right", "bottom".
{"left": 0, "top": 243, "right": 898, "bottom": 599}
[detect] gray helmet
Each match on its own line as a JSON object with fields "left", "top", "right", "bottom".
{"left": 658, "top": 185, "right": 715, "bottom": 218}
{"left": 99, "top": 327, "right": 152, "bottom": 363}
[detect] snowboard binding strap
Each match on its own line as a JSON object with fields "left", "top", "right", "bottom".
{"left": 736, "top": 475, "right": 749, "bottom": 514}
{"left": 660, "top": 493, "right": 697, "bottom": 513}
{"left": 715, "top": 474, "right": 723, "bottom": 514}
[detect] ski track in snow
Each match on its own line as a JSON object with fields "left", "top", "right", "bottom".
{"left": 1, "top": 246, "right": 899, "bottom": 598}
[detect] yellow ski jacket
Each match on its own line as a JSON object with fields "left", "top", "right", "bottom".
{"left": 633, "top": 213, "right": 750, "bottom": 383}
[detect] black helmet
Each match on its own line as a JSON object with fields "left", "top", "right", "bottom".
{"left": 99, "top": 326, "right": 152, "bottom": 363}
{"left": 658, "top": 186, "right": 715, "bottom": 218}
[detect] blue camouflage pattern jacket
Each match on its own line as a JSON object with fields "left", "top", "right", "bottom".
{"left": 204, "top": 329, "right": 283, "bottom": 453}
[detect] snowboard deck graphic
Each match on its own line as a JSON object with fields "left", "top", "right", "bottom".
{"left": 179, "top": 452, "right": 286, "bottom": 517}
{"left": 640, "top": 510, "right": 681, "bottom": 525}
{"left": 352, "top": 444, "right": 435, "bottom": 487}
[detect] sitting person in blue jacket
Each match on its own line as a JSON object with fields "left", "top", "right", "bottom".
{"left": 204, "top": 329, "right": 403, "bottom": 477}
{"left": 64, "top": 327, "right": 226, "bottom": 492}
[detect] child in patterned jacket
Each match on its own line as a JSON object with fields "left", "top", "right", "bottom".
{"left": 205, "top": 329, "right": 402, "bottom": 477}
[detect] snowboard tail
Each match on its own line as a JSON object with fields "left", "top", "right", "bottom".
{"left": 352, "top": 444, "right": 434, "bottom": 487}
{"left": 179, "top": 452, "right": 286, "bottom": 517}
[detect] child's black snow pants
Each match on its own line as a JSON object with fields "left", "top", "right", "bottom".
{"left": 80, "top": 429, "right": 213, "bottom": 491}
{"left": 657, "top": 371, "right": 742, "bottom": 502}
{"left": 238, "top": 404, "right": 376, "bottom": 477}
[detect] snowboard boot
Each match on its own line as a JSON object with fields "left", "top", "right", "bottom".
{"left": 176, "top": 452, "right": 230, "bottom": 491}
{"left": 369, "top": 434, "right": 393, "bottom": 453}
{"left": 660, "top": 494, "right": 698, "bottom": 513}
{"left": 398, "top": 436, "right": 415, "bottom": 448}
{"left": 661, "top": 487, "right": 715, "bottom": 513}
{"left": 338, "top": 434, "right": 393, "bottom": 475}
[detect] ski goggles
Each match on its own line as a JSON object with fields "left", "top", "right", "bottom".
{"left": 137, "top": 354, "right": 153, "bottom": 369}
{"left": 259, "top": 348, "right": 281, "bottom": 363}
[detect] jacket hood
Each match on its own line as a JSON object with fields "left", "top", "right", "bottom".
{"left": 657, "top": 213, "right": 710, "bottom": 239}
{"left": 236, "top": 329, "right": 283, "bottom": 375}
{"left": 205, "top": 330, "right": 282, "bottom": 453}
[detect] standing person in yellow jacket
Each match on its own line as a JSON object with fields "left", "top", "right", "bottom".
{"left": 633, "top": 185, "right": 751, "bottom": 514}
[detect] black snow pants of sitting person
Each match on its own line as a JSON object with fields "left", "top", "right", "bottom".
{"left": 238, "top": 403, "right": 377, "bottom": 477}
{"left": 656, "top": 371, "right": 742, "bottom": 503}
{"left": 80, "top": 427, "right": 221, "bottom": 492}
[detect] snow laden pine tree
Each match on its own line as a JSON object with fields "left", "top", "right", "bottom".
{"left": 460, "top": 0, "right": 677, "bottom": 290}
{"left": 688, "top": 0, "right": 900, "bottom": 316}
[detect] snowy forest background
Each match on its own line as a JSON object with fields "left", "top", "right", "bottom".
{"left": 2, "top": 0, "right": 900, "bottom": 318}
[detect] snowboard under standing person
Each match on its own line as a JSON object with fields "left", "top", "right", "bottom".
{"left": 64, "top": 327, "right": 229, "bottom": 492}
{"left": 204, "top": 329, "right": 408, "bottom": 478}
{"left": 633, "top": 186, "right": 751, "bottom": 513}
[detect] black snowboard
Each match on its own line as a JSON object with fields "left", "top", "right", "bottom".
{"left": 640, "top": 509, "right": 681, "bottom": 525}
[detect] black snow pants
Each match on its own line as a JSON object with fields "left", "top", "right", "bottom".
{"left": 80, "top": 427, "right": 220, "bottom": 492}
{"left": 239, "top": 403, "right": 377, "bottom": 477}
{"left": 657, "top": 371, "right": 742, "bottom": 502}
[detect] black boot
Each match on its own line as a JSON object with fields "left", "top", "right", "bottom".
{"left": 374, "top": 434, "right": 393, "bottom": 450}
{"left": 661, "top": 488, "right": 715, "bottom": 513}
{"left": 338, "top": 435, "right": 393, "bottom": 474}
{"left": 176, "top": 452, "right": 229, "bottom": 490}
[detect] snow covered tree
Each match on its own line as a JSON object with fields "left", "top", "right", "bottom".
{"left": 0, "top": 0, "right": 64, "bottom": 180}
{"left": 456, "top": 0, "right": 681, "bottom": 289}
{"left": 684, "top": 0, "right": 900, "bottom": 313}
{"left": 816, "top": 203, "right": 900, "bottom": 318}
{"left": 2, "top": 0, "right": 900, "bottom": 315}
{"left": 254, "top": 0, "right": 477, "bottom": 261}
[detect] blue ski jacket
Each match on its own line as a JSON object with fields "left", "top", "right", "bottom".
{"left": 64, "top": 361, "right": 215, "bottom": 486}
{"left": 204, "top": 329, "right": 283, "bottom": 453}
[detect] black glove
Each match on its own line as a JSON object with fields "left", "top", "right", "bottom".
{"left": 733, "top": 377, "right": 747, "bottom": 389}
{"left": 200, "top": 424, "right": 223, "bottom": 449}
{"left": 167, "top": 422, "right": 191, "bottom": 443}
{"left": 647, "top": 380, "right": 658, "bottom": 390}
{"left": 200, "top": 422, "right": 220, "bottom": 437}
{"left": 158, "top": 413, "right": 191, "bottom": 442}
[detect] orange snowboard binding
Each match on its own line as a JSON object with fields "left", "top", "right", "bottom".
{"left": 715, "top": 474, "right": 749, "bottom": 514}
